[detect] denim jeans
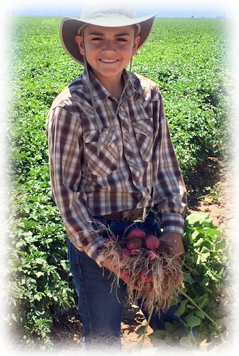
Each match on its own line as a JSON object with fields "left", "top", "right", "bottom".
{"left": 67, "top": 211, "right": 180, "bottom": 350}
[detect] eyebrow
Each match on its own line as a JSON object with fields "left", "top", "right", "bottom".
{"left": 88, "top": 31, "right": 131, "bottom": 37}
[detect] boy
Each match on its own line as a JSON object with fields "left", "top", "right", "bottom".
{"left": 46, "top": 0, "right": 187, "bottom": 351}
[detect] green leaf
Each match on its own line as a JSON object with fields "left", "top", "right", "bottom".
{"left": 35, "top": 271, "right": 44, "bottom": 278}
{"left": 136, "top": 325, "right": 147, "bottom": 338}
{"left": 149, "top": 329, "right": 166, "bottom": 339}
{"left": 194, "top": 237, "right": 204, "bottom": 247}
{"left": 175, "top": 299, "right": 188, "bottom": 317}
{"left": 183, "top": 271, "right": 196, "bottom": 285}
{"left": 164, "top": 322, "right": 177, "bottom": 332}
{"left": 184, "top": 313, "right": 201, "bottom": 327}
{"left": 205, "top": 228, "right": 221, "bottom": 238}
{"left": 194, "top": 310, "right": 205, "bottom": 319}
{"left": 186, "top": 213, "right": 210, "bottom": 225}
{"left": 200, "top": 252, "right": 210, "bottom": 263}
{"left": 192, "top": 230, "right": 199, "bottom": 240}
{"left": 195, "top": 295, "right": 209, "bottom": 309}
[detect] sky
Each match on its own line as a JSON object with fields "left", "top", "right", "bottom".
{"left": 3, "top": 0, "right": 238, "bottom": 18}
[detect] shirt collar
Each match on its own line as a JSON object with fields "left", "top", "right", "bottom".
{"left": 81, "top": 67, "right": 142, "bottom": 108}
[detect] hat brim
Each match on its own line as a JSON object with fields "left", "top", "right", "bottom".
{"left": 60, "top": 13, "right": 156, "bottom": 65}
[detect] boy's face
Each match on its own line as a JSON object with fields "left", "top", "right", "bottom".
{"left": 75, "top": 24, "right": 140, "bottom": 85}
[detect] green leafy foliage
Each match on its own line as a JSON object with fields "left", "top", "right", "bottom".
{"left": 133, "top": 18, "right": 230, "bottom": 174}
{"left": 147, "top": 213, "right": 231, "bottom": 348}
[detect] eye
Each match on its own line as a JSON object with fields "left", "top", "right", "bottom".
{"left": 117, "top": 37, "right": 127, "bottom": 42}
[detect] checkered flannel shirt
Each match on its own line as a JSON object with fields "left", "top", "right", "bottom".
{"left": 46, "top": 69, "right": 187, "bottom": 266}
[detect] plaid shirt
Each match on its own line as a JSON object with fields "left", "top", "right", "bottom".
{"left": 46, "top": 69, "right": 187, "bottom": 266}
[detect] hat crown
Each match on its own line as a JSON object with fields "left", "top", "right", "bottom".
{"left": 80, "top": 0, "right": 137, "bottom": 20}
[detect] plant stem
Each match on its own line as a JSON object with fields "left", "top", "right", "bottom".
{"left": 140, "top": 305, "right": 154, "bottom": 347}
{"left": 201, "top": 263, "right": 220, "bottom": 282}
{"left": 182, "top": 261, "right": 198, "bottom": 277}
{"left": 179, "top": 289, "right": 225, "bottom": 342}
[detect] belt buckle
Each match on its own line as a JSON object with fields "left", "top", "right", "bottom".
{"left": 122, "top": 210, "right": 130, "bottom": 221}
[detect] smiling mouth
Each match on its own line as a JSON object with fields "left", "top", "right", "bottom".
{"left": 100, "top": 59, "right": 118, "bottom": 63}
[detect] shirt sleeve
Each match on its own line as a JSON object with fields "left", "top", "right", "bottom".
{"left": 152, "top": 93, "right": 187, "bottom": 235}
{"left": 46, "top": 105, "right": 106, "bottom": 266}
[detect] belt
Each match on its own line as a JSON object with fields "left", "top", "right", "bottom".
{"left": 102, "top": 208, "right": 150, "bottom": 222}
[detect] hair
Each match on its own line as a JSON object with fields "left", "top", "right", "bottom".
{"left": 78, "top": 23, "right": 141, "bottom": 38}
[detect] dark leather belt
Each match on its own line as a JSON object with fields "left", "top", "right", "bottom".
{"left": 102, "top": 208, "right": 150, "bottom": 222}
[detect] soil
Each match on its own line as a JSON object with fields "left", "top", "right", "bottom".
{"left": 10, "top": 158, "right": 236, "bottom": 354}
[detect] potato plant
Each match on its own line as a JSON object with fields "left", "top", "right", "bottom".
{"left": 137, "top": 213, "right": 231, "bottom": 348}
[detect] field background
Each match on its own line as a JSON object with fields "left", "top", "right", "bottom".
{"left": 6, "top": 16, "right": 233, "bottom": 352}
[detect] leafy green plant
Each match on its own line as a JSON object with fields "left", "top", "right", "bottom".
{"left": 137, "top": 213, "right": 231, "bottom": 349}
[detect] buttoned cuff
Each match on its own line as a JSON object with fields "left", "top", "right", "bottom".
{"left": 161, "top": 213, "right": 185, "bottom": 236}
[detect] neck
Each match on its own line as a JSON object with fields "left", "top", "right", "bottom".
{"left": 92, "top": 69, "right": 125, "bottom": 101}
{"left": 105, "top": 78, "right": 124, "bottom": 101}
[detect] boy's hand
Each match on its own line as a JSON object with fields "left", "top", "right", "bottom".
{"left": 159, "top": 232, "right": 185, "bottom": 257}
{"left": 102, "top": 255, "right": 153, "bottom": 292}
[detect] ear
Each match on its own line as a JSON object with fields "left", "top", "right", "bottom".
{"left": 75, "top": 35, "right": 85, "bottom": 56}
{"left": 132, "top": 35, "right": 140, "bottom": 56}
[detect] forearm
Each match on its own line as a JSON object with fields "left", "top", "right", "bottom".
{"left": 152, "top": 97, "right": 187, "bottom": 234}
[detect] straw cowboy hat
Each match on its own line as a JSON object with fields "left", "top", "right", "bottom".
{"left": 60, "top": 0, "right": 156, "bottom": 65}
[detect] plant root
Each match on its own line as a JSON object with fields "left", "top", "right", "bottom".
{"left": 102, "top": 238, "right": 183, "bottom": 314}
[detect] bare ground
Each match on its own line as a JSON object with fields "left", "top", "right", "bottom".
{"left": 0, "top": 159, "right": 239, "bottom": 356}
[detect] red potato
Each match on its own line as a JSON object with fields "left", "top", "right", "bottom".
{"left": 127, "top": 228, "right": 146, "bottom": 240}
{"left": 144, "top": 235, "right": 159, "bottom": 250}
{"left": 147, "top": 250, "right": 157, "bottom": 261}
{"left": 140, "top": 269, "right": 153, "bottom": 282}
{"left": 126, "top": 237, "right": 142, "bottom": 250}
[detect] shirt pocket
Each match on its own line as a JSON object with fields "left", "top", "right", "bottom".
{"left": 83, "top": 129, "right": 118, "bottom": 177}
{"left": 133, "top": 118, "right": 154, "bottom": 162}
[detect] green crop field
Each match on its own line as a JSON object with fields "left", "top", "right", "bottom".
{"left": 7, "top": 17, "right": 232, "bottom": 349}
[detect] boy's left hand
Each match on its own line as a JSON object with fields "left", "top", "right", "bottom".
{"left": 159, "top": 232, "right": 185, "bottom": 257}
{"left": 102, "top": 255, "right": 153, "bottom": 292}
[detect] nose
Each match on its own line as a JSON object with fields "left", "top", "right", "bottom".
{"left": 103, "top": 39, "right": 116, "bottom": 52}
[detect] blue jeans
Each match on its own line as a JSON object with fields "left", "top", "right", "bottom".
{"left": 67, "top": 211, "right": 180, "bottom": 350}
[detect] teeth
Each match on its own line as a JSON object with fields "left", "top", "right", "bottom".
{"left": 101, "top": 59, "right": 117, "bottom": 63}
